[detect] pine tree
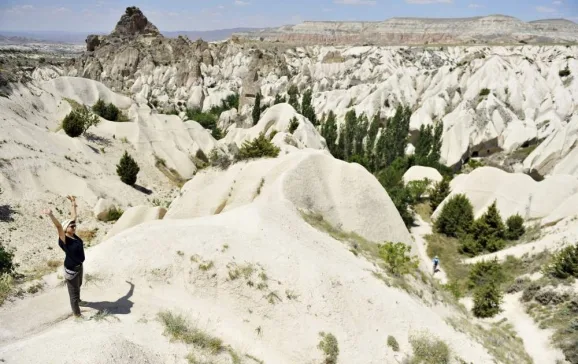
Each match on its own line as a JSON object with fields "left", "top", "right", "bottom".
{"left": 238, "top": 133, "right": 280, "bottom": 160}
{"left": 505, "top": 214, "right": 525, "bottom": 240}
{"left": 252, "top": 93, "right": 261, "bottom": 126}
{"left": 365, "top": 114, "right": 381, "bottom": 172}
{"left": 430, "top": 121, "right": 443, "bottom": 165}
{"left": 335, "top": 123, "right": 346, "bottom": 160}
{"left": 353, "top": 113, "right": 368, "bottom": 158}
{"left": 472, "top": 281, "right": 503, "bottom": 318}
{"left": 472, "top": 201, "right": 506, "bottom": 252}
{"left": 116, "top": 151, "right": 140, "bottom": 186}
{"left": 429, "top": 176, "right": 451, "bottom": 211}
{"left": 321, "top": 111, "right": 338, "bottom": 156}
{"left": 343, "top": 110, "right": 358, "bottom": 161}
{"left": 382, "top": 105, "right": 411, "bottom": 166}
{"left": 301, "top": 89, "right": 317, "bottom": 126}
{"left": 434, "top": 194, "right": 474, "bottom": 237}
{"left": 287, "top": 85, "right": 300, "bottom": 110}
{"left": 414, "top": 124, "right": 433, "bottom": 164}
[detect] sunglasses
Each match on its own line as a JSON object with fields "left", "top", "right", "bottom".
{"left": 69, "top": 225, "right": 76, "bottom": 229}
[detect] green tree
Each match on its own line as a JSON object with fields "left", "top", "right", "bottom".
{"left": 365, "top": 114, "right": 381, "bottom": 172}
{"left": 353, "top": 113, "right": 368, "bottom": 158}
{"left": 62, "top": 107, "right": 100, "bottom": 137}
{"left": 467, "top": 258, "right": 505, "bottom": 290}
{"left": 472, "top": 281, "right": 503, "bottom": 318}
{"left": 414, "top": 121, "right": 443, "bottom": 167}
{"left": 301, "top": 89, "right": 317, "bottom": 126}
{"left": 506, "top": 214, "right": 525, "bottom": 240}
{"left": 274, "top": 94, "right": 286, "bottom": 104}
{"left": 406, "top": 179, "right": 430, "bottom": 204}
{"left": 382, "top": 105, "right": 411, "bottom": 167}
{"left": 321, "top": 111, "right": 338, "bottom": 156}
{"left": 237, "top": 133, "right": 280, "bottom": 160}
{"left": 343, "top": 109, "right": 358, "bottom": 160}
{"left": 434, "top": 194, "right": 474, "bottom": 237}
{"left": 116, "top": 151, "right": 140, "bottom": 186}
{"left": 288, "top": 117, "right": 299, "bottom": 134}
{"left": 546, "top": 244, "right": 578, "bottom": 279}
{"left": 378, "top": 242, "right": 419, "bottom": 276}
{"left": 287, "top": 85, "right": 300, "bottom": 110}
{"left": 0, "top": 244, "right": 15, "bottom": 275}
{"left": 472, "top": 201, "right": 506, "bottom": 252}
{"left": 252, "top": 93, "right": 261, "bottom": 126}
{"left": 335, "top": 123, "right": 346, "bottom": 160}
{"left": 429, "top": 177, "right": 451, "bottom": 211}
{"left": 92, "top": 98, "right": 106, "bottom": 116}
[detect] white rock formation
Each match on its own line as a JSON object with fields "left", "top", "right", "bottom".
{"left": 105, "top": 205, "right": 167, "bottom": 240}
{"left": 432, "top": 166, "right": 578, "bottom": 220}
{"left": 93, "top": 198, "right": 116, "bottom": 221}
{"left": 402, "top": 166, "right": 443, "bottom": 186}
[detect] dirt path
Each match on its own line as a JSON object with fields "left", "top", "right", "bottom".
{"left": 411, "top": 215, "right": 448, "bottom": 285}
{"left": 499, "top": 293, "right": 566, "bottom": 364}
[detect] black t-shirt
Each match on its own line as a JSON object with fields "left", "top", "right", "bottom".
{"left": 58, "top": 235, "right": 85, "bottom": 269}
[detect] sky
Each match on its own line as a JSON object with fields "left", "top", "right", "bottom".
{"left": 0, "top": 0, "right": 577, "bottom": 32}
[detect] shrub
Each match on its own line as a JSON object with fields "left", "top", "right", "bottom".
{"left": 472, "top": 281, "right": 503, "bottom": 318}
{"left": 318, "top": 332, "right": 339, "bottom": 364}
{"left": 0, "top": 244, "right": 15, "bottom": 275}
{"left": 506, "top": 214, "right": 525, "bottom": 240}
{"left": 209, "top": 148, "right": 231, "bottom": 169}
{"left": 429, "top": 177, "right": 451, "bottom": 211}
{"left": 545, "top": 244, "right": 578, "bottom": 279}
{"left": 185, "top": 108, "right": 217, "bottom": 130}
{"left": 387, "top": 335, "right": 400, "bottom": 352}
{"left": 467, "top": 258, "right": 504, "bottom": 290}
{"left": 521, "top": 282, "right": 541, "bottom": 302}
{"left": 378, "top": 242, "right": 419, "bottom": 276}
{"left": 458, "top": 234, "right": 483, "bottom": 256}
{"left": 434, "top": 194, "right": 474, "bottom": 237}
{"left": 472, "top": 201, "right": 506, "bottom": 252}
{"left": 158, "top": 310, "right": 223, "bottom": 353}
{"left": 0, "top": 273, "right": 14, "bottom": 305}
{"left": 479, "top": 88, "right": 490, "bottom": 96}
{"left": 288, "top": 116, "right": 299, "bottom": 134}
{"left": 92, "top": 98, "right": 120, "bottom": 121}
{"left": 408, "top": 332, "right": 451, "bottom": 364}
{"left": 116, "top": 151, "right": 140, "bottom": 185}
{"left": 406, "top": 179, "right": 430, "bottom": 204}
{"left": 62, "top": 107, "right": 100, "bottom": 137}
{"left": 104, "top": 207, "right": 123, "bottom": 222}
{"left": 237, "top": 133, "right": 280, "bottom": 160}
{"left": 559, "top": 67, "right": 571, "bottom": 77}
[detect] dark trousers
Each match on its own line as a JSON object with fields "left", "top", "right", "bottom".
{"left": 66, "top": 265, "right": 83, "bottom": 316}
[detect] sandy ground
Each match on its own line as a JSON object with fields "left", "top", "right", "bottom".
{"left": 411, "top": 215, "right": 448, "bottom": 285}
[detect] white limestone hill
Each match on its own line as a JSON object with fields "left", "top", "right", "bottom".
{"left": 432, "top": 166, "right": 578, "bottom": 221}
{"left": 0, "top": 188, "right": 497, "bottom": 364}
{"left": 0, "top": 75, "right": 328, "bottom": 272}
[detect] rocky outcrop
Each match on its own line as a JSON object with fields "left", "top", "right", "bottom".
{"left": 110, "top": 6, "right": 159, "bottom": 38}
{"left": 235, "top": 16, "right": 578, "bottom": 45}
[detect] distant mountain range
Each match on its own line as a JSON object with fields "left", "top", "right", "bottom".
{"left": 0, "top": 28, "right": 267, "bottom": 45}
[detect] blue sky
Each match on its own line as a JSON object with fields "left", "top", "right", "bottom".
{"left": 0, "top": 0, "right": 577, "bottom": 32}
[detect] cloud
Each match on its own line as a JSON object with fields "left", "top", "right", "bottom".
{"left": 234, "top": 0, "right": 250, "bottom": 5}
{"left": 468, "top": 3, "right": 483, "bottom": 8}
{"left": 334, "top": 0, "right": 377, "bottom": 5}
{"left": 536, "top": 6, "right": 556, "bottom": 12}
{"left": 218, "top": 5, "right": 225, "bottom": 9}
{"left": 405, "top": 0, "right": 452, "bottom": 3}
{"left": 552, "top": 1, "right": 562, "bottom": 4}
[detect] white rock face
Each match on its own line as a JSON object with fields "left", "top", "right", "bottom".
{"left": 93, "top": 198, "right": 116, "bottom": 221}
{"left": 222, "top": 103, "right": 327, "bottom": 152}
{"left": 402, "top": 166, "right": 443, "bottom": 186}
{"left": 105, "top": 205, "right": 167, "bottom": 240}
{"left": 432, "top": 166, "right": 578, "bottom": 220}
{"left": 166, "top": 149, "right": 410, "bottom": 246}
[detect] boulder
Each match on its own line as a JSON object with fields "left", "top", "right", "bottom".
{"left": 402, "top": 166, "right": 442, "bottom": 186}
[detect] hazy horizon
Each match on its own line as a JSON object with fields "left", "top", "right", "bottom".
{"left": 0, "top": 1, "right": 577, "bottom": 33}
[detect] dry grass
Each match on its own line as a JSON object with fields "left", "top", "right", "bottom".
{"left": 76, "top": 228, "right": 98, "bottom": 243}
{"left": 155, "top": 156, "right": 188, "bottom": 187}
{"left": 158, "top": 310, "right": 224, "bottom": 354}
{"left": 414, "top": 202, "right": 432, "bottom": 223}
{"left": 407, "top": 331, "right": 451, "bottom": 364}
{"left": 446, "top": 317, "right": 532, "bottom": 364}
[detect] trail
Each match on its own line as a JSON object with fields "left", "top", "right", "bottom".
{"left": 410, "top": 215, "right": 448, "bottom": 285}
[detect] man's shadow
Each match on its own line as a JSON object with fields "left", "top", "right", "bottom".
{"left": 85, "top": 281, "right": 134, "bottom": 315}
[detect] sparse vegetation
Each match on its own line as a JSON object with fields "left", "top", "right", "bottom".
{"left": 479, "top": 88, "right": 491, "bottom": 97}
{"left": 209, "top": 148, "right": 232, "bottom": 169}
{"left": 103, "top": 206, "right": 124, "bottom": 222}
{"left": 318, "top": 332, "right": 339, "bottom": 364}
{"left": 559, "top": 66, "right": 571, "bottom": 77}
{"left": 300, "top": 89, "right": 317, "bottom": 125}
{"left": 237, "top": 133, "right": 280, "bottom": 160}
{"left": 472, "top": 281, "right": 503, "bottom": 318}
{"left": 0, "top": 273, "right": 15, "bottom": 305}
{"left": 116, "top": 151, "right": 140, "bottom": 186}
{"left": 429, "top": 176, "right": 451, "bottom": 211}
{"left": 158, "top": 310, "right": 223, "bottom": 354}
{"left": 0, "top": 243, "right": 16, "bottom": 275}
{"left": 408, "top": 332, "right": 450, "bottom": 364}
{"left": 387, "top": 335, "right": 400, "bottom": 352}
{"left": 62, "top": 107, "right": 100, "bottom": 137}
{"left": 252, "top": 93, "right": 261, "bottom": 125}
